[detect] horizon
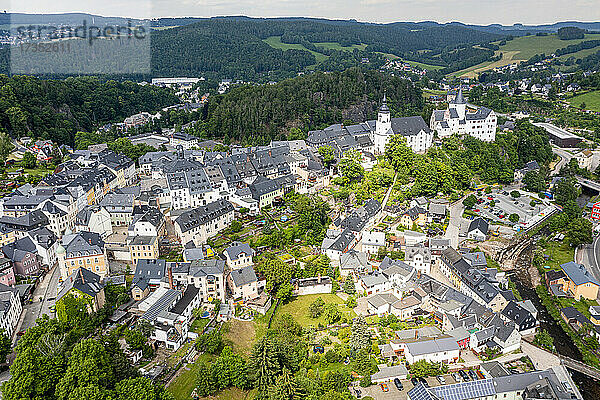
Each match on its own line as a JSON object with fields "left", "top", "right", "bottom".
{"left": 5, "top": 0, "right": 600, "bottom": 26}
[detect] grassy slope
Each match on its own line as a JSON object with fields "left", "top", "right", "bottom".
{"left": 263, "top": 36, "right": 329, "bottom": 63}
{"left": 453, "top": 33, "right": 600, "bottom": 78}
{"left": 276, "top": 293, "right": 356, "bottom": 327}
{"left": 567, "top": 90, "right": 600, "bottom": 111}
{"left": 314, "top": 42, "right": 367, "bottom": 51}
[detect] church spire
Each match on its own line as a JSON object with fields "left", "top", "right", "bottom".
{"left": 379, "top": 93, "right": 389, "bottom": 113}
{"left": 453, "top": 87, "right": 466, "bottom": 105}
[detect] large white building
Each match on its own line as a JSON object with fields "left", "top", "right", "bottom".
{"left": 371, "top": 96, "right": 433, "bottom": 154}
{"left": 430, "top": 88, "right": 497, "bottom": 142}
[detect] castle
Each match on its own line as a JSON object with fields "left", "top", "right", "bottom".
{"left": 430, "top": 88, "right": 497, "bottom": 142}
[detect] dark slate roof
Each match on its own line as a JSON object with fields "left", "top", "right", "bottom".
{"left": 224, "top": 242, "right": 255, "bottom": 261}
{"left": 390, "top": 116, "right": 431, "bottom": 136}
{"left": 249, "top": 176, "right": 281, "bottom": 199}
{"left": 466, "top": 107, "right": 493, "bottom": 121}
{"left": 133, "top": 259, "right": 166, "bottom": 289}
{"left": 230, "top": 265, "right": 258, "bottom": 287}
{"left": 171, "top": 285, "right": 200, "bottom": 315}
{"left": 468, "top": 217, "right": 489, "bottom": 235}
{"left": 62, "top": 231, "right": 104, "bottom": 258}
{"left": 561, "top": 261, "right": 600, "bottom": 286}
{"left": 57, "top": 267, "right": 103, "bottom": 302}
{"left": 175, "top": 200, "right": 234, "bottom": 234}
{"left": 502, "top": 301, "right": 536, "bottom": 331}
{"left": 2, "top": 236, "right": 37, "bottom": 261}
{"left": 453, "top": 87, "right": 466, "bottom": 104}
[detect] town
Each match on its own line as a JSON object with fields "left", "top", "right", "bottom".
{"left": 2, "top": 8, "right": 600, "bottom": 400}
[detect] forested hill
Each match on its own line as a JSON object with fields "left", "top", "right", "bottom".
{"left": 197, "top": 68, "right": 424, "bottom": 145}
{"left": 0, "top": 75, "right": 178, "bottom": 146}
{"left": 149, "top": 18, "right": 504, "bottom": 80}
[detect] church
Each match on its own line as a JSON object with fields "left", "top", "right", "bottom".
{"left": 370, "top": 96, "right": 433, "bottom": 155}
{"left": 429, "top": 88, "right": 497, "bottom": 142}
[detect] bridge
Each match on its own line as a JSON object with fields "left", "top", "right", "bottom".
{"left": 522, "top": 340, "right": 600, "bottom": 382}
{"left": 575, "top": 176, "right": 600, "bottom": 194}
{"left": 558, "top": 355, "right": 600, "bottom": 381}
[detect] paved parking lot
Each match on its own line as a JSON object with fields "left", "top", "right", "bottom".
{"left": 472, "top": 190, "right": 550, "bottom": 227}
{"left": 358, "top": 374, "right": 461, "bottom": 399}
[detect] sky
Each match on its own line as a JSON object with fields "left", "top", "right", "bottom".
{"left": 4, "top": 0, "right": 600, "bottom": 25}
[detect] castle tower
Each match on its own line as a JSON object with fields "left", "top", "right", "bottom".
{"left": 450, "top": 87, "right": 467, "bottom": 120}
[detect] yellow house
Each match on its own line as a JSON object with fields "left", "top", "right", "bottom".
{"left": 129, "top": 236, "right": 159, "bottom": 267}
{"left": 57, "top": 232, "right": 109, "bottom": 281}
{"left": 560, "top": 262, "right": 600, "bottom": 300}
{"left": 400, "top": 206, "right": 427, "bottom": 229}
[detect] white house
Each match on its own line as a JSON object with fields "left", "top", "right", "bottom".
{"left": 224, "top": 242, "right": 255, "bottom": 270}
{"left": 361, "top": 231, "right": 386, "bottom": 255}
{"left": 403, "top": 337, "right": 460, "bottom": 364}
{"left": 467, "top": 217, "right": 489, "bottom": 241}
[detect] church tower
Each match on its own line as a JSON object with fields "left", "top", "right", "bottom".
{"left": 374, "top": 95, "right": 392, "bottom": 154}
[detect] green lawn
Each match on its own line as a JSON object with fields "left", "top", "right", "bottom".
{"left": 567, "top": 90, "right": 600, "bottom": 112}
{"left": 263, "top": 36, "right": 328, "bottom": 63}
{"left": 314, "top": 42, "right": 367, "bottom": 51}
{"left": 558, "top": 297, "right": 599, "bottom": 318}
{"left": 275, "top": 293, "right": 355, "bottom": 328}
{"left": 168, "top": 354, "right": 213, "bottom": 400}
{"left": 558, "top": 45, "right": 600, "bottom": 61}
{"left": 497, "top": 33, "right": 600, "bottom": 61}
{"left": 540, "top": 240, "right": 574, "bottom": 271}
{"left": 404, "top": 60, "right": 445, "bottom": 71}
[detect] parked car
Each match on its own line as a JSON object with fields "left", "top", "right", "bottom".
{"left": 380, "top": 383, "right": 389, "bottom": 392}
{"left": 411, "top": 377, "right": 420, "bottom": 387}
{"left": 393, "top": 378, "right": 404, "bottom": 391}
{"left": 419, "top": 377, "right": 429, "bottom": 387}
{"left": 452, "top": 372, "right": 462, "bottom": 382}
{"left": 459, "top": 370, "right": 470, "bottom": 381}
{"left": 468, "top": 370, "right": 478, "bottom": 380}
{"left": 436, "top": 375, "right": 446, "bottom": 384}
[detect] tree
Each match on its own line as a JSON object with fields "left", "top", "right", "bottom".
{"left": 308, "top": 297, "right": 325, "bottom": 318}
{"left": 196, "top": 363, "right": 216, "bottom": 397}
{"left": 566, "top": 217, "right": 593, "bottom": 248}
{"left": 463, "top": 194, "right": 477, "bottom": 209}
{"left": 510, "top": 190, "right": 520, "bottom": 198}
{"left": 0, "top": 329, "right": 11, "bottom": 364}
{"left": 342, "top": 276, "right": 356, "bottom": 295}
{"left": 508, "top": 213, "right": 520, "bottom": 223}
{"left": 249, "top": 335, "right": 297, "bottom": 397}
{"left": 195, "top": 329, "right": 224, "bottom": 355}
{"left": 522, "top": 170, "right": 546, "bottom": 193}
{"left": 533, "top": 329, "right": 554, "bottom": 351}
{"left": 267, "top": 367, "right": 297, "bottom": 400}
{"left": 0, "top": 132, "right": 13, "bottom": 164}
{"left": 349, "top": 316, "right": 370, "bottom": 352}
{"left": 114, "top": 377, "right": 174, "bottom": 400}
{"left": 323, "top": 304, "right": 341, "bottom": 325}
{"left": 22, "top": 152, "right": 36, "bottom": 169}
{"left": 409, "top": 360, "right": 448, "bottom": 378}
{"left": 385, "top": 135, "right": 414, "bottom": 175}
{"left": 55, "top": 339, "right": 115, "bottom": 400}
{"left": 338, "top": 150, "right": 364, "bottom": 184}
{"left": 318, "top": 146, "right": 335, "bottom": 168}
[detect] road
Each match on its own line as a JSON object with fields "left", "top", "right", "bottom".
{"left": 577, "top": 235, "right": 600, "bottom": 301}
{"left": 444, "top": 197, "right": 466, "bottom": 249}
{"left": 551, "top": 146, "right": 572, "bottom": 176}
{"left": 16, "top": 264, "right": 60, "bottom": 337}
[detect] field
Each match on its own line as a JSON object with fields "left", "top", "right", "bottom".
{"left": 404, "top": 59, "right": 445, "bottom": 71}
{"left": 262, "top": 36, "right": 328, "bottom": 62}
{"left": 313, "top": 41, "right": 367, "bottom": 51}
{"left": 223, "top": 319, "right": 255, "bottom": 356}
{"left": 453, "top": 33, "right": 600, "bottom": 78}
{"left": 567, "top": 90, "right": 600, "bottom": 112}
{"left": 540, "top": 240, "right": 575, "bottom": 271}
{"left": 275, "top": 293, "right": 355, "bottom": 327}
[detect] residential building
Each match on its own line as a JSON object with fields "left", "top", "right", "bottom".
{"left": 129, "top": 236, "right": 159, "bottom": 267}
{"left": 2, "top": 237, "right": 43, "bottom": 276}
{"left": 467, "top": 217, "right": 489, "bottom": 241}
{"left": 228, "top": 265, "right": 259, "bottom": 301}
{"left": 57, "top": 232, "right": 108, "bottom": 280}
{"left": 0, "top": 283, "right": 22, "bottom": 337}
{"left": 360, "top": 231, "right": 386, "bottom": 255}
{"left": 56, "top": 267, "right": 106, "bottom": 319}
{"left": 403, "top": 337, "right": 460, "bottom": 364}
{"left": 224, "top": 242, "right": 255, "bottom": 270}
{"left": 559, "top": 261, "right": 600, "bottom": 300}
{"left": 174, "top": 199, "right": 235, "bottom": 247}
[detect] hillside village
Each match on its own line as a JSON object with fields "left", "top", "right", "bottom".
{"left": 0, "top": 82, "right": 595, "bottom": 400}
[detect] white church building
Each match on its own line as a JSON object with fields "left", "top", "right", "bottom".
{"left": 371, "top": 96, "right": 433, "bottom": 154}
{"left": 430, "top": 88, "right": 497, "bottom": 142}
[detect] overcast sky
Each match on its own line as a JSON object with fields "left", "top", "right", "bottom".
{"left": 5, "top": 0, "right": 600, "bottom": 25}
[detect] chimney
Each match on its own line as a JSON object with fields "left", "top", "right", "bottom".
{"left": 79, "top": 268, "right": 84, "bottom": 284}
{"left": 318, "top": 273, "right": 322, "bottom": 284}
{"left": 168, "top": 263, "right": 174, "bottom": 289}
